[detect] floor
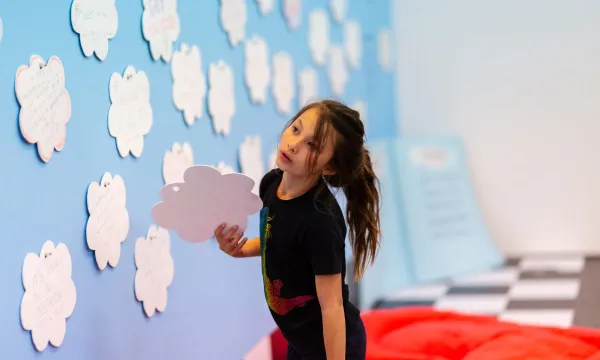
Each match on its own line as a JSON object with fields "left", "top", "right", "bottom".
{"left": 243, "top": 255, "right": 600, "bottom": 360}
{"left": 372, "top": 255, "right": 600, "bottom": 329}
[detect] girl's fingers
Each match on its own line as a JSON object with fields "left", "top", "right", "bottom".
{"left": 214, "top": 223, "right": 226, "bottom": 237}
{"left": 215, "top": 224, "right": 244, "bottom": 256}
{"left": 226, "top": 225, "right": 239, "bottom": 239}
{"left": 226, "top": 231, "right": 242, "bottom": 246}
{"left": 233, "top": 231, "right": 244, "bottom": 243}
{"left": 231, "top": 237, "right": 248, "bottom": 256}
{"left": 227, "top": 232, "right": 244, "bottom": 253}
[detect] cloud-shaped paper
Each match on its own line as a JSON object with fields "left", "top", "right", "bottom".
{"left": 163, "top": 141, "right": 194, "bottom": 184}
{"left": 256, "top": 0, "right": 273, "bottom": 15}
{"left": 330, "top": 0, "right": 346, "bottom": 23}
{"left": 220, "top": 0, "right": 247, "bottom": 47}
{"left": 299, "top": 67, "right": 318, "bottom": 108}
{"left": 134, "top": 225, "right": 174, "bottom": 317}
{"left": 108, "top": 66, "right": 153, "bottom": 158}
{"left": 151, "top": 165, "right": 263, "bottom": 243}
{"left": 268, "top": 149, "right": 277, "bottom": 170}
{"left": 142, "top": 0, "right": 181, "bottom": 62}
{"left": 352, "top": 100, "right": 367, "bottom": 128}
{"left": 344, "top": 19, "right": 362, "bottom": 69}
{"left": 70, "top": 0, "right": 118, "bottom": 61}
{"left": 0, "top": 17, "right": 3, "bottom": 43}
{"left": 217, "top": 161, "right": 236, "bottom": 175}
{"left": 283, "top": 0, "right": 301, "bottom": 30}
{"left": 308, "top": 10, "right": 329, "bottom": 66}
{"left": 378, "top": 28, "right": 393, "bottom": 72}
{"left": 171, "top": 43, "right": 207, "bottom": 126}
{"left": 273, "top": 52, "right": 295, "bottom": 114}
{"left": 240, "top": 136, "right": 266, "bottom": 195}
{"left": 245, "top": 35, "right": 270, "bottom": 104}
{"left": 208, "top": 61, "right": 235, "bottom": 136}
{"left": 86, "top": 172, "right": 130, "bottom": 270}
{"left": 16, "top": 55, "right": 72, "bottom": 163}
{"left": 327, "top": 46, "right": 348, "bottom": 96}
{"left": 371, "top": 150, "right": 386, "bottom": 179}
{"left": 21, "top": 241, "right": 76, "bottom": 351}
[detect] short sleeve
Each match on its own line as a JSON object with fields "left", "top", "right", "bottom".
{"left": 259, "top": 169, "right": 280, "bottom": 200}
{"left": 303, "top": 219, "right": 345, "bottom": 276}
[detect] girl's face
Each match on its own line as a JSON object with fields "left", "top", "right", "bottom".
{"left": 276, "top": 107, "right": 336, "bottom": 178}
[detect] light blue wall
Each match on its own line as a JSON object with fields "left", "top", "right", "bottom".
{"left": 0, "top": 0, "right": 394, "bottom": 359}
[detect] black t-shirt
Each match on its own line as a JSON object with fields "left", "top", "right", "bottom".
{"left": 258, "top": 169, "right": 360, "bottom": 357}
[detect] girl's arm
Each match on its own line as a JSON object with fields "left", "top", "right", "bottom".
{"left": 214, "top": 224, "right": 261, "bottom": 258}
{"left": 316, "top": 273, "right": 346, "bottom": 360}
{"left": 236, "top": 237, "right": 261, "bottom": 258}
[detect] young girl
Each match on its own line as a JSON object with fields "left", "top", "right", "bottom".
{"left": 214, "top": 100, "right": 381, "bottom": 360}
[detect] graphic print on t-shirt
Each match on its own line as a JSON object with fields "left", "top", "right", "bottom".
{"left": 260, "top": 207, "right": 315, "bottom": 316}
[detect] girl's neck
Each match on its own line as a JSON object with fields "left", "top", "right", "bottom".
{"left": 277, "top": 171, "right": 320, "bottom": 200}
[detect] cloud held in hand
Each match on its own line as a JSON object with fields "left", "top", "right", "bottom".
{"left": 151, "top": 165, "right": 263, "bottom": 243}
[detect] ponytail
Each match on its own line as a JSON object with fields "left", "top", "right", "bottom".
{"left": 295, "top": 99, "right": 382, "bottom": 280}
{"left": 343, "top": 149, "right": 381, "bottom": 280}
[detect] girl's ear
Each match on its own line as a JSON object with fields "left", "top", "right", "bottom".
{"left": 322, "top": 168, "right": 336, "bottom": 176}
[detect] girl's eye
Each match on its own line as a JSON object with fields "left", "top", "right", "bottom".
{"left": 292, "top": 126, "right": 299, "bottom": 134}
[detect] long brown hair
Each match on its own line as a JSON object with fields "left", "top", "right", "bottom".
{"left": 282, "top": 100, "right": 382, "bottom": 280}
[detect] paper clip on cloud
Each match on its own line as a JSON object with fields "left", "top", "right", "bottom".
{"left": 151, "top": 165, "right": 263, "bottom": 243}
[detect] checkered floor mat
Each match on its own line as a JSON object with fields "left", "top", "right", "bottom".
{"left": 373, "top": 255, "right": 600, "bottom": 328}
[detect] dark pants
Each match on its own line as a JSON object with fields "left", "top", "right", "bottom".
{"left": 286, "top": 318, "right": 367, "bottom": 360}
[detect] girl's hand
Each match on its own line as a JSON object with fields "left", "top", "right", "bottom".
{"left": 214, "top": 223, "right": 248, "bottom": 258}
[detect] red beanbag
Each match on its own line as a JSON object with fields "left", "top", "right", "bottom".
{"left": 362, "top": 307, "right": 600, "bottom": 360}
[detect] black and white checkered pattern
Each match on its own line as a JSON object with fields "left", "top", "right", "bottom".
{"left": 372, "top": 255, "right": 597, "bottom": 329}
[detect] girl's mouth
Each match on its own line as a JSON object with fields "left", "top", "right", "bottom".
{"left": 280, "top": 151, "right": 292, "bottom": 163}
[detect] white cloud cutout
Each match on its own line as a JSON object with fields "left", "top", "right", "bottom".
{"left": 20, "top": 241, "right": 76, "bottom": 352}
{"left": 86, "top": 172, "right": 130, "bottom": 270}
{"left": 240, "top": 136, "right": 266, "bottom": 195}
{"left": 272, "top": 52, "right": 295, "bottom": 114}
{"left": 352, "top": 100, "right": 367, "bottom": 130}
{"left": 371, "top": 149, "right": 387, "bottom": 179}
{"left": 16, "top": 55, "right": 72, "bottom": 163}
{"left": 163, "top": 141, "right": 194, "bottom": 184}
{"left": 299, "top": 67, "right": 318, "bottom": 108}
{"left": 256, "top": 0, "right": 273, "bottom": 15}
{"left": 208, "top": 60, "right": 235, "bottom": 136}
{"left": 268, "top": 149, "right": 277, "bottom": 170}
{"left": 0, "top": 17, "right": 3, "bottom": 44}
{"left": 70, "top": 0, "right": 118, "bottom": 61}
{"left": 141, "top": 0, "right": 181, "bottom": 62}
{"left": 171, "top": 43, "right": 207, "bottom": 126}
{"left": 378, "top": 28, "right": 393, "bottom": 72}
{"left": 151, "top": 165, "right": 263, "bottom": 243}
{"left": 344, "top": 19, "right": 362, "bottom": 69}
{"left": 330, "top": 0, "right": 346, "bottom": 23}
{"left": 283, "top": 0, "right": 301, "bottom": 30}
{"left": 245, "top": 35, "right": 270, "bottom": 104}
{"left": 217, "top": 161, "right": 236, "bottom": 174}
{"left": 220, "top": 0, "right": 247, "bottom": 47}
{"left": 327, "top": 45, "right": 348, "bottom": 96}
{"left": 108, "top": 66, "right": 153, "bottom": 158}
{"left": 308, "top": 10, "right": 329, "bottom": 66}
{"left": 134, "top": 225, "right": 174, "bottom": 317}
